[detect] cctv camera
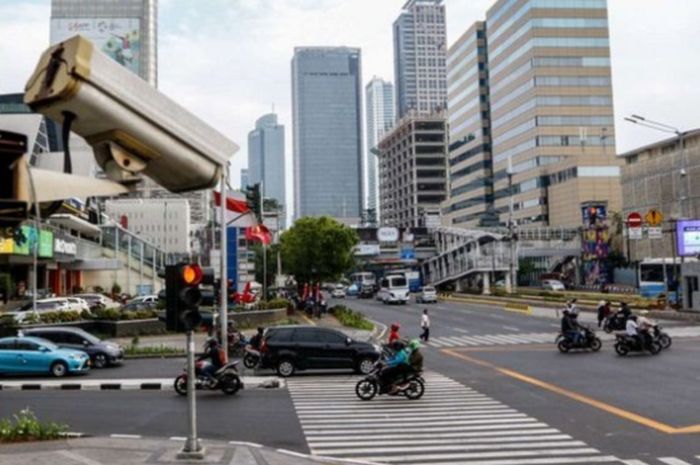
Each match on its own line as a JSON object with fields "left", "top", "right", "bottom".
{"left": 24, "top": 35, "right": 238, "bottom": 193}
{"left": 680, "top": 168, "right": 687, "bottom": 177}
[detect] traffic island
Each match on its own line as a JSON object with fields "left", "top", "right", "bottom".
{"left": 0, "top": 436, "right": 377, "bottom": 465}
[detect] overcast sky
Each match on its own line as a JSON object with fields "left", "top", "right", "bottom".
{"left": 2, "top": 0, "right": 699, "bottom": 214}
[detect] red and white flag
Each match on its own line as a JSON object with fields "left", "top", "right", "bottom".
{"left": 245, "top": 224, "right": 272, "bottom": 246}
{"left": 214, "top": 190, "right": 257, "bottom": 227}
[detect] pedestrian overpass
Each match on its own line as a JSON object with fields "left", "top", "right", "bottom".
{"left": 420, "top": 226, "right": 580, "bottom": 292}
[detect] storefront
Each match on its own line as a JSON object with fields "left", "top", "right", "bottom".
{"left": 49, "top": 233, "right": 81, "bottom": 295}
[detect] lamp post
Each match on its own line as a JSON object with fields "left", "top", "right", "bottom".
{"left": 624, "top": 115, "right": 686, "bottom": 307}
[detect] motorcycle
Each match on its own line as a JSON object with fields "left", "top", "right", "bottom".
{"left": 355, "top": 362, "right": 425, "bottom": 401}
{"left": 174, "top": 360, "right": 243, "bottom": 396}
{"left": 652, "top": 325, "right": 672, "bottom": 350}
{"left": 227, "top": 331, "right": 248, "bottom": 358}
{"left": 603, "top": 313, "right": 628, "bottom": 333}
{"left": 614, "top": 333, "right": 661, "bottom": 356}
{"left": 243, "top": 345, "right": 261, "bottom": 369}
{"left": 556, "top": 327, "right": 602, "bottom": 353}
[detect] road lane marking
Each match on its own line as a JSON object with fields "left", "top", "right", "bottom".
{"left": 659, "top": 459, "right": 694, "bottom": 465}
{"left": 620, "top": 460, "right": 649, "bottom": 465}
{"left": 444, "top": 348, "right": 700, "bottom": 435}
{"left": 57, "top": 450, "right": 106, "bottom": 465}
{"left": 455, "top": 328, "right": 471, "bottom": 333}
{"left": 503, "top": 326, "right": 521, "bottom": 331}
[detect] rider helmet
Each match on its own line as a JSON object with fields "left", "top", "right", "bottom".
{"left": 408, "top": 339, "right": 421, "bottom": 351}
{"left": 390, "top": 323, "right": 400, "bottom": 332}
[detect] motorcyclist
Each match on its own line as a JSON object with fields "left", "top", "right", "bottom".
{"left": 248, "top": 327, "right": 265, "bottom": 351}
{"left": 388, "top": 323, "right": 401, "bottom": 344}
{"left": 626, "top": 315, "right": 643, "bottom": 348}
{"left": 561, "top": 309, "right": 582, "bottom": 345}
{"left": 379, "top": 339, "right": 414, "bottom": 393}
{"left": 198, "top": 337, "right": 225, "bottom": 386}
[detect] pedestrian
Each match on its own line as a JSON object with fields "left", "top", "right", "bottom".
{"left": 596, "top": 300, "right": 606, "bottom": 328}
{"left": 420, "top": 309, "right": 430, "bottom": 342}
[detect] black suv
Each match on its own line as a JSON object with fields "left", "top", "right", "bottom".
{"left": 22, "top": 327, "right": 124, "bottom": 368}
{"left": 261, "top": 326, "right": 380, "bottom": 377}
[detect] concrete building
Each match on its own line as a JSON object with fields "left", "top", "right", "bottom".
{"left": 443, "top": 22, "right": 497, "bottom": 229}
{"left": 292, "top": 47, "right": 363, "bottom": 222}
{"left": 240, "top": 168, "right": 249, "bottom": 190}
{"left": 105, "top": 199, "right": 191, "bottom": 255}
{"left": 248, "top": 113, "right": 286, "bottom": 229}
{"left": 365, "top": 77, "right": 395, "bottom": 219}
{"left": 378, "top": 113, "right": 448, "bottom": 228}
{"left": 393, "top": 0, "right": 448, "bottom": 119}
{"left": 620, "top": 129, "right": 700, "bottom": 261}
{"left": 485, "top": 0, "right": 621, "bottom": 227}
{"left": 50, "top": 0, "right": 158, "bottom": 86}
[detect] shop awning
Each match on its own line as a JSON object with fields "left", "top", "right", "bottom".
{"left": 48, "top": 214, "right": 101, "bottom": 238}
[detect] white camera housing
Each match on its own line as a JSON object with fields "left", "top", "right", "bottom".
{"left": 24, "top": 35, "right": 238, "bottom": 193}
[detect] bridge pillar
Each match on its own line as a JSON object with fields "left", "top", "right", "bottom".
{"left": 482, "top": 272, "right": 491, "bottom": 295}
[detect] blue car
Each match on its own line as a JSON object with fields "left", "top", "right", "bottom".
{"left": 0, "top": 336, "right": 91, "bottom": 377}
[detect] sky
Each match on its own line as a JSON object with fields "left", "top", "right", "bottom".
{"left": 1, "top": 0, "right": 699, "bottom": 218}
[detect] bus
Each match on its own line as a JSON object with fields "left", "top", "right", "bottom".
{"left": 351, "top": 272, "right": 377, "bottom": 291}
{"left": 638, "top": 258, "right": 691, "bottom": 303}
{"left": 378, "top": 274, "right": 410, "bottom": 305}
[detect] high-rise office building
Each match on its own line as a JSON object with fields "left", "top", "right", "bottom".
{"left": 292, "top": 47, "right": 363, "bottom": 222}
{"left": 486, "top": 0, "right": 620, "bottom": 227}
{"left": 240, "top": 169, "right": 249, "bottom": 190}
{"left": 393, "top": 0, "right": 448, "bottom": 119}
{"left": 50, "top": 0, "right": 158, "bottom": 86}
{"left": 443, "top": 22, "right": 496, "bottom": 229}
{"left": 365, "top": 77, "right": 395, "bottom": 220}
{"left": 378, "top": 114, "right": 448, "bottom": 228}
{"left": 248, "top": 113, "right": 286, "bottom": 228}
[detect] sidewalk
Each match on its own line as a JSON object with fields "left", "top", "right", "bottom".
{"left": 0, "top": 436, "right": 374, "bottom": 465}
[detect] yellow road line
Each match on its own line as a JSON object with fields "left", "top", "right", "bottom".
{"left": 298, "top": 314, "right": 316, "bottom": 326}
{"left": 443, "top": 348, "right": 700, "bottom": 435}
{"left": 443, "top": 295, "right": 533, "bottom": 316}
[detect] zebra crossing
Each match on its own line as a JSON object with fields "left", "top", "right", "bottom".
{"left": 621, "top": 458, "right": 700, "bottom": 465}
{"left": 287, "top": 372, "right": 620, "bottom": 465}
{"left": 426, "top": 326, "right": 700, "bottom": 349}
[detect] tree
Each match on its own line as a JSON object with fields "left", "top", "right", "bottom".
{"left": 251, "top": 243, "right": 279, "bottom": 290}
{"left": 280, "top": 216, "right": 359, "bottom": 284}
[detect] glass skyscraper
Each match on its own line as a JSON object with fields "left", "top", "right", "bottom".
{"left": 393, "top": 0, "right": 448, "bottom": 119}
{"left": 292, "top": 47, "right": 364, "bottom": 222}
{"left": 248, "top": 113, "right": 286, "bottom": 229}
{"left": 365, "top": 77, "right": 395, "bottom": 220}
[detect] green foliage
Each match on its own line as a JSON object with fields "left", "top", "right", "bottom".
{"left": 0, "top": 409, "right": 67, "bottom": 442}
{"left": 111, "top": 283, "right": 122, "bottom": 295}
{"left": 251, "top": 243, "right": 280, "bottom": 290}
{"left": 123, "top": 344, "right": 184, "bottom": 357}
{"left": 280, "top": 216, "right": 359, "bottom": 284}
{"left": 0, "top": 273, "right": 13, "bottom": 300}
{"left": 330, "top": 305, "right": 373, "bottom": 330}
{"left": 258, "top": 298, "right": 290, "bottom": 310}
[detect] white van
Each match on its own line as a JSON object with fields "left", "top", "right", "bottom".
{"left": 378, "top": 275, "right": 410, "bottom": 305}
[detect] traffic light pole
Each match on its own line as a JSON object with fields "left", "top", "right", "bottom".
{"left": 178, "top": 330, "right": 204, "bottom": 459}
{"left": 219, "top": 167, "right": 229, "bottom": 360}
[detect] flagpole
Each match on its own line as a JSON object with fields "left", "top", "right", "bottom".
{"left": 261, "top": 181, "right": 267, "bottom": 301}
{"left": 219, "top": 165, "right": 228, "bottom": 360}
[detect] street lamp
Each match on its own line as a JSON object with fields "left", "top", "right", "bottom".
{"left": 625, "top": 115, "right": 687, "bottom": 308}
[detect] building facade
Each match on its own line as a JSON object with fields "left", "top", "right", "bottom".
{"left": 378, "top": 114, "right": 448, "bottom": 228}
{"left": 365, "top": 77, "right": 395, "bottom": 219}
{"left": 620, "top": 129, "right": 700, "bottom": 261}
{"left": 393, "top": 0, "right": 448, "bottom": 119}
{"left": 248, "top": 113, "right": 286, "bottom": 228}
{"left": 105, "top": 199, "right": 190, "bottom": 255}
{"left": 292, "top": 47, "right": 364, "bottom": 222}
{"left": 50, "top": 0, "right": 158, "bottom": 87}
{"left": 485, "top": 0, "right": 621, "bottom": 227}
{"left": 240, "top": 168, "right": 249, "bottom": 190}
{"left": 443, "top": 22, "right": 497, "bottom": 229}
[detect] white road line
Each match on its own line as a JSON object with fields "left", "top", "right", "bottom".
{"left": 299, "top": 413, "right": 530, "bottom": 425}
{"left": 57, "top": 450, "right": 106, "bottom": 465}
{"left": 312, "top": 440, "right": 588, "bottom": 456}
{"left": 455, "top": 328, "right": 471, "bottom": 334}
{"left": 307, "top": 428, "right": 561, "bottom": 442}
{"left": 432, "top": 338, "right": 456, "bottom": 347}
{"left": 659, "top": 458, "right": 694, "bottom": 465}
{"left": 427, "top": 340, "right": 446, "bottom": 347}
{"left": 503, "top": 326, "right": 520, "bottom": 331}
{"left": 408, "top": 456, "right": 620, "bottom": 465}
{"left": 298, "top": 407, "right": 514, "bottom": 418}
{"left": 309, "top": 435, "right": 574, "bottom": 449}
{"left": 169, "top": 436, "right": 186, "bottom": 441}
{"left": 109, "top": 434, "right": 142, "bottom": 439}
{"left": 450, "top": 336, "right": 482, "bottom": 345}
{"left": 302, "top": 421, "right": 545, "bottom": 436}
{"left": 620, "top": 460, "right": 649, "bottom": 465}
{"left": 356, "top": 447, "right": 601, "bottom": 463}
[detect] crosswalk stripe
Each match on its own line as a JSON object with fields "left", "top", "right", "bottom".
{"left": 620, "top": 460, "right": 649, "bottom": 465}
{"left": 659, "top": 458, "right": 694, "bottom": 465}
{"left": 289, "top": 372, "right": 616, "bottom": 464}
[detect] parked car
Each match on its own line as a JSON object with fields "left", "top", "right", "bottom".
{"left": 346, "top": 283, "right": 359, "bottom": 297}
{"left": 0, "top": 336, "right": 90, "bottom": 377}
{"left": 63, "top": 297, "right": 91, "bottom": 313}
{"left": 21, "top": 327, "right": 123, "bottom": 368}
{"left": 260, "top": 326, "right": 380, "bottom": 377}
{"left": 73, "top": 294, "right": 120, "bottom": 310}
{"left": 331, "top": 286, "right": 346, "bottom": 299}
{"left": 128, "top": 295, "right": 159, "bottom": 305}
{"left": 542, "top": 279, "right": 566, "bottom": 291}
{"left": 416, "top": 286, "right": 438, "bottom": 303}
{"left": 358, "top": 285, "right": 374, "bottom": 299}
{"left": 2, "top": 300, "right": 70, "bottom": 324}
{"left": 32, "top": 298, "right": 71, "bottom": 313}
{"left": 121, "top": 301, "right": 158, "bottom": 312}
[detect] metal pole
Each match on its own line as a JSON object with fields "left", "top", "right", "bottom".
{"left": 114, "top": 227, "right": 119, "bottom": 294}
{"left": 261, "top": 181, "right": 266, "bottom": 300}
{"left": 139, "top": 242, "right": 144, "bottom": 295}
{"left": 178, "top": 330, "right": 204, "bottom": 458}
{"left": 507, "top": 157, "right": 516, "bottom": 293}
{"left": 219, "top": 168, "right": 228, "bottom": 358}
{"left": 126, "top": 235, "right": 132, "bottom": 297}
{"left": 152, "top": 248, "right": 156, "bottom": 291}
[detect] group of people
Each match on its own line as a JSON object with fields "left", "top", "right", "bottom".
{"left": 197, "top": 325, "right": 267, "bottom": 386}
{"left": 388, "top": 308, "right": 431, "bottom": 344}
{"left": 564, "top": 299, "right": 657, "bottom": 347}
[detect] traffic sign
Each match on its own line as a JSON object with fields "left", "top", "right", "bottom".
{"left": 627, "top": 212, "right": 643, "bottom": 228}
{"left": 646, "top": 209, "right": 664, "bottom": 226}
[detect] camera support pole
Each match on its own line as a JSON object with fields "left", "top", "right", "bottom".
{"left": 178, "top": 330, "right": 204, "bottom": 459}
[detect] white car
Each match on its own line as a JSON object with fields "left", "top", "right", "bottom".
{"left": 129, "top": 295, "right": 159, "bottom": 305}
{"left": 416, "top": 286, "right": 438, "bottom": 303}
{"left": 74, "top": 294, "right": 120, "bottom": 310}
{"left": 331, "top": 287, "right": 346, "bottom": 299}
{"left": 63, "top": 297, "right": 91, "bottom": 313}
{"left": 542, "top": 280, "right": 566, "bottom": 291}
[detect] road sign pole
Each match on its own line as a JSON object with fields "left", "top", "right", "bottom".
{"left": 178, "top": 330, "right": 204, "bottom": 459}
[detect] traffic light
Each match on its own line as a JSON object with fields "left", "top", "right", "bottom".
{"left": 245, "top": 183, "right": 262, "bottom": 222}
{"left": 165, "top": 263, "right": 214, "bottom": 332}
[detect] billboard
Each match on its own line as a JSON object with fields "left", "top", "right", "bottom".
{"left": 676, "top": 220, "right": 700, "bottom": 256}
{"left": 50, "top": 18, "right": 141, "bottom": 75}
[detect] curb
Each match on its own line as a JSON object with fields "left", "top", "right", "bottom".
{"left": 369, "top": 319, "right": 387, "bottom": 341}
{"left": 0, "top": 377, "right": 285, "bottom": 392}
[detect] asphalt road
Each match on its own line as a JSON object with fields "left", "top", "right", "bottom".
{"left": 339, "top": 296, "right": 700, "bottom": 463}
